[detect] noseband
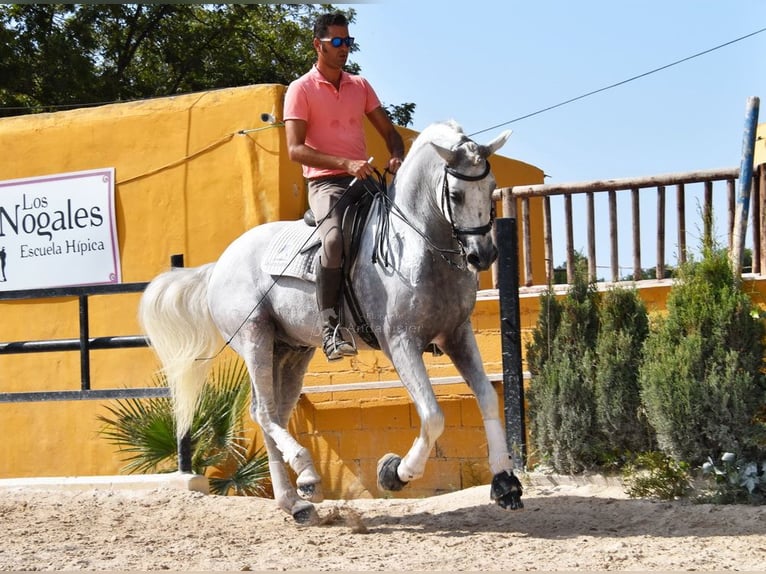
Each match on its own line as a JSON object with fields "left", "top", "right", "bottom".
{"left": 442, "top": 160, "right": 495, "bottom": 237}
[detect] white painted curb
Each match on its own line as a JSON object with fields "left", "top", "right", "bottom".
{"left": 0, "top": 472, "right": 209, "bottom": 494}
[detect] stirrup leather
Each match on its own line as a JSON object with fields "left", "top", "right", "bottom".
{"left": 322, "top": 323, "right": 357, "bottom": 361}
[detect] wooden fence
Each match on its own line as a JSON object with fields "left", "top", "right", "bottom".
{"left": 493, "top": 164, "right": 766, "bottom": 287}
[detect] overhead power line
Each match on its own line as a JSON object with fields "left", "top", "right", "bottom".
{"left": 470, "top": 26, "right": 766, "bottom": 137}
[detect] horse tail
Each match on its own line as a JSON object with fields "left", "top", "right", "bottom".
{"left": 138, "top": 263, "right": 221, "bottom": 440}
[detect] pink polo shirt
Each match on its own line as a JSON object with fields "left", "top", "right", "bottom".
{"left": 284, "top": 66, "right": 382, "bottom": 179}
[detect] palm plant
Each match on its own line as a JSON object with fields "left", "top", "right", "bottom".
{"left": 98, "top": 358, "right": 271, "bottom": 496}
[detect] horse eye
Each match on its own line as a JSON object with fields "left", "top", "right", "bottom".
{"left": 450, "top": 191, "right": 464, "bottom": 205}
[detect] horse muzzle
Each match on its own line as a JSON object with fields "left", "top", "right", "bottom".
{"left": 464, "top": 238, "right": 498, "bottom": 272}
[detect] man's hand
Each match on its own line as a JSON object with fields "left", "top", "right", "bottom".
{"left": 347, "top": 158, "right": 374, "bottom": 180}
{"left": 387, "top": 157, "right": 403, "bottom": 174}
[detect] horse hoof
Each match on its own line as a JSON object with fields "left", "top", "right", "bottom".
{"left": 297, "top": 481, "right": 324, "bottom": 503}
{"left": 377, "top": 453, "right": 409, "bottom": 492}
{"left": 292, "top": 501, "right": 319, "bottom": 525}
{"left": 490, "top": 470, "right": 524, "bottom": 510}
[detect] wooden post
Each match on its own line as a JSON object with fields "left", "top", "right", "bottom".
{"left": 565, "top": 195, "right": 574, "bottom": 283}
{"left": 731, "top": 96, "right": 760, "bottom": 277}
{"left": 543, "top": 196, "right": 553, "bottom": 285}
{"left": 760, "top": 167, "right": 766, "bottom": 275}
{"left": 608, "top": 190, "right": 618, "bottom": 282}
{"left": 586, "top": 192, "right": 596, "bottom": 282}
{"left": 676, "top": 183, "right": 686, "bottom": 265}
{"left": 521, "top": 197, "right": 533, "bottom": 286}
{"left": 726, "top": 179, "right": 735, "bottom": 248}
{"left": 656, "top": 185, "right": 666, "bottom": 280}
{"left": 752, "top": 169, "right": 761, "bottom": 274}
{"left": 705, "top": 180, "right": 714, "bottom": 248}
{"left": 631, "top": 187, "right": 641, "bottom": 280}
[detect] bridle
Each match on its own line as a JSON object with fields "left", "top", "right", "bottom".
{"left": 371, "top": 155, "right": 496, "bottom": 271}
{"left": 441, "top": 159, "right": 495, "bottom": 238}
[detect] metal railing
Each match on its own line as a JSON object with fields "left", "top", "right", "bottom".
{"left": 0, "top": 281, "right": 158, "bottom": 403}
{"left": 0, "top": 254, "right": 192, "bottom": 471}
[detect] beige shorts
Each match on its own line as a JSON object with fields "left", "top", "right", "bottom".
{"left": 307, "top": 176, "right": 365, "bottom": 268}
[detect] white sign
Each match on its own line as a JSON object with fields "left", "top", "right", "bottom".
{"left": 0, "top": 168, "right": 120, "bottom": 291}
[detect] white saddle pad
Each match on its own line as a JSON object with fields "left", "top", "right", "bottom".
{"left": 260, "top": 221, "right": 321, "bottom": 282}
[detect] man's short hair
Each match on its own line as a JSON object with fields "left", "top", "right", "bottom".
{"left": 313, "top": 12, "right": 349, "bottom": 39}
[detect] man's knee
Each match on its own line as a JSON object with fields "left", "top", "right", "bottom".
{"left": 322, "top": 230, "right": 343, "bottom": 267}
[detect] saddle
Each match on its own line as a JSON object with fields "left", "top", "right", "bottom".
{"left": 261, "top": 184, "right": 384, "bottom": 350}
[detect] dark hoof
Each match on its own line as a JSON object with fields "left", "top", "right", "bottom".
{"left": 377, "top": 453, "right": 409, "bottom": 492}
{"left": 491, "top": 470, "right": 524, "bottom": 510}
{"left": 292, "top": 501, "right": 318, "bottom": 525}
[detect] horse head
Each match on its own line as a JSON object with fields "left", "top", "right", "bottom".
{"left": 430, "top": 127, "right": 512, "bottom": 272}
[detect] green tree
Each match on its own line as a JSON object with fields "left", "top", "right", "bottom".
{"left": 0, "top": 4, "right": 415, "bottom": 125}
{"left": 552, "top": 251, "right": 602, "bottom": 284}
{"left": 99, "top": 358, "right": 270, "bottom": 497}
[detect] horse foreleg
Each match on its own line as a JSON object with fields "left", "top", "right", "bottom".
{"left": 439, "top": 322, "right": 524, "bottom": 510}
{"left": 378, "top": 338, "right": 444, "bottom": 490}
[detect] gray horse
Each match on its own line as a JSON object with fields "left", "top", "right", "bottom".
{"left": 139, "top": 120, "right": 523, "bottom": 523}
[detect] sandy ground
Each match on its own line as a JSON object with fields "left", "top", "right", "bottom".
{"left": 1, "top": 476, "right": 765, "bottom": 572}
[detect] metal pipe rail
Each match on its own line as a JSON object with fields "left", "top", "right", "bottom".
{"left": 0, "top": 253, "right": 191, "bottom": 472}
{"left": 0, "top": 282, "right": 151, "bottom": 403}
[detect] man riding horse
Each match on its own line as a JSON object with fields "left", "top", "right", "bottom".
{"left": 283, "top": 12, "right": 405, "bottom": 361}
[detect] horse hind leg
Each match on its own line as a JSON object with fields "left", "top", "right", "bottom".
{"left": 238, "top": 323, "right": 319, "bottom": 523}
{"left": 273, "top": 342, "right": 323, "bottom": 504}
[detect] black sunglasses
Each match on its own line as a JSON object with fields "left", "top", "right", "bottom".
{"left": 319, "top": 36, "right": 355, "bottom": 48}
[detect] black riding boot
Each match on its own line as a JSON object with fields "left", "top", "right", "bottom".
{"left": 316, "top": 265, "right": 357, "bottom": 361}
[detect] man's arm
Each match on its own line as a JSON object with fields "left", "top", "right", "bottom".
{"left": 285, "top": 119, "right": 374, "bottom": 180}
{"left": 367, "top": 107, "right": 405, "bottom": 174}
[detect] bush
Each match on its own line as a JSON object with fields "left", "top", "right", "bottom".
{"left": 594, "top": 288, "right": 654, "bottom": 455}
{"left": 699, "top": 451, "right": 766, "bottom": 504}
{"left": 528, "top": 262, "right": 658, "bottom": 472}
{"left": 639, "top": 247, "right": 766, "bottom": 465}
{"left": 527, "top": 261, "right": 600, "bottom": 472}
{"left": 622, "top": 451, "right": 692, "bottom": 500}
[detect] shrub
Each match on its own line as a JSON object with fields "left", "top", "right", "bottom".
{"left": 639, "top": 247, "right": 766, "bottom": 465}
{"left": 527, "top": 261, "right": 600, "bottom": 472}
{"left": 622, "top": 451, "right": 692, "bottom": 500}
{"left": 594, "top": 288, "right": 654, "bottom": 455}
{"left": 699, "top": 451, "right": 766, "bottom": 504}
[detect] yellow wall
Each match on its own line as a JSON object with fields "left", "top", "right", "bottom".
{"left": 0, "top": 85, "right": 546, "bottom": 495}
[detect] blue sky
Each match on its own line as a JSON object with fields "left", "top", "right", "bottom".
{"left": 348, "top": 1, "right": 766, "bottom": 270}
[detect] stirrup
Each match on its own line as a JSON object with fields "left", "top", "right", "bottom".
{"left": 322, "top": 324, "right": 357, "bottom": 361}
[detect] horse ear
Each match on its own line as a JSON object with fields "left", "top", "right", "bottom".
{"left": 479, "top": 130, "right": 512, "bottom": 158}
{"left": 430, "top": 141, "right": 458, "bottom": 165}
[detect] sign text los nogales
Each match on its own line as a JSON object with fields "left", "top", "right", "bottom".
{"left": 0, "top": 168, "right": 121, "bottom": 291}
